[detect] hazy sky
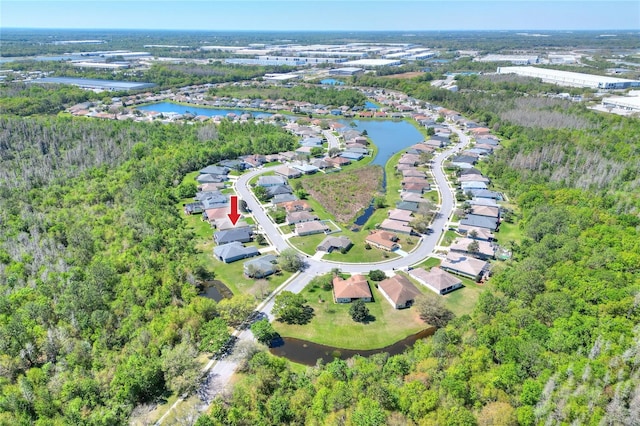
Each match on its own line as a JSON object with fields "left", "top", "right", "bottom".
{"left": 2, "top": 0, "right": 639, "bottom": 31}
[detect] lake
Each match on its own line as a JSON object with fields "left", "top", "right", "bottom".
{"left": 136, "top": 102, "right": 274, "bottom": 119}
{"left": 343, "top": 119, "right": 424, "bottom": 225}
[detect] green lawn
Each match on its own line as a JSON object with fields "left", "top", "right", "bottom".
{"left": 441, "top": 230, "right": 459, "bottom": 246}
{"left": 273, "top": 276, "right": 427, "bottom": 350}
{"left": 208, "top": 253, "right": 292, "bottom": 299}
{"left": 495, "top": 220, "right": 523, "bottom": 245}
{"left": 288, "top": 234, "right": 328, "bottom": 256}
{"left": 413, "top": 256, "right": 442, "bottom": 269}
{"left": 442, "top": 277, "right": 488, "bottom": 317}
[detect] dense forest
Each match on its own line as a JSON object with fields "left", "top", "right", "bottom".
{"left": 192, "top": 78, "right": 640, "bottom": 425}
{"left": 208, "top": 85, "right": 368, "bottom": 108}
{"left": 0, "top": 116, "right": 297, "bottom": 424}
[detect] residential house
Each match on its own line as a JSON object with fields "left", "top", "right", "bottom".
{"left": 457, "top": 225, "right": 495, "bottom": 241}
{"left": 460, "top": 167, "right": 483, "bottom": 176}
{"left": 325, "top": 156, "right": 351, "bottom": 167}
{"left": 403, "top": 183, "right": 429, "bottom": 194}
{"left": 184, "top": 202, "right": 204, "bottom": 215}
{"left": 292, "top": 163, "right": 319, "bottom": 175}
{"left": 388, "top": 209, "right": 414, "bottom": 223}
{"left": 440, "top": 253, "right": 489, "bottom": 281}
{"left": 203, "top": 207, "right": 229, "bottom": 223}
{"left": 395, "top": 201, "right": 420, "bottom": 212}
{"left": 216, "top": 219, "right": 249, "bottom": 231}
{"left": 200, "top": 165, "right": 230, "bottom": 176}
{"left": 398, "top": 154, "right": 421, "bottom": 166}
{"left": 275, "top": 165, "right": 302, "bottom": 179}
{"left": 213, "top": 227, "right": 253, "bottom": 245}
{"left": 243, "top": 254, "right": 278, "bottom": 278}
{"left": 460, "top": 214, "right": 499, "bottom": 231}
{"left": 378, "top": 275, "right": 421, "bottom": 309}
{"left": 403, "top": 169, "right": 427, "bottom": 178}
{"left": 365, "top": 230, "right": 400, "bottom": 251}
{"left": 213, "top": 242, "right": 260, "bottom": 263}
{"left": 461, "top": 181, "right": 488, "bottom": 191}
{"left": 409, "top": 267, "right": 463, "bottom": 295}
{"left": 286, "top": 211, "right": 319, "bottom": 225}
{"left": 311, "top": 159, "right": 332, "bottom": 170}
{"left": 471, "top": 205, "right": 500, "bottom": 218}
{"left": 340, "top": 151, "right": 364, "bottom": 161}
{"left": 280, "top": 200, "right": 312, "bottom": 213}
{"left": 459, "top": 174, "right": 490, "bottom": 183}
{"left": 295, "top": 221, "right": 329, "bottom": 236}
{"left": 333, "top": 275, "right": 373, "bottom": 303}
{"left": 218, "top": 159, "right": 246, "bottom": 171}
{"left": 267, "top": 184, "right": 293, "bottom": 198}
{"left": 401, "top": 192, "right": 430, "bottom": 204}
{"left": 271, "top": 194, "right": 299, "bottom": 205}
{"left": 257, "top": 175, "right": 288, "bottom": 187}
{"left": 380, "top": 219, "right": 414, "bottom": 235}
{"left": 450, "top": 237, "right": 495, "bottom": 260}
{"left": 316, "top": 236, "right": 353, "bottom": 253}
{"left": 197, "top": 173, "right": 226, "bottom": 184}
{"left": 467, "top": 189, "right": 502, "bottom": 200}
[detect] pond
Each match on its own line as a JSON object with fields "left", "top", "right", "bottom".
{"left": 136, "top": 102, "right": 274, "bottom": 119}
{"left": 320, "top": 78, "right": 344, "bottom": 85}
{"left": 199, "top": 280, "right": 233, "bottom": 302}
{"left": 269, "top": 327, "right": 436, "bottom": 366}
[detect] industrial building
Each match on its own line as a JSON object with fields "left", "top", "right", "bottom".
{"left": 30, "top": 77, "right": 156, "bottom": 91}
{"left": 343, "top": 59, "right": 402, "bottom": 68}
{"left": 497, "top": 66, "right": 640, "bottom": 89}
{"left": 477, "top": 55, "right": 539, "bottom": 65}
{"left": 329, "top": 67, "right": 364, "bottom": 76}
{"left": 263, "top": 73, "right": 302, "bottom": 84}
{"left": 601, "top": 95, "right": 640, "bottom": 112}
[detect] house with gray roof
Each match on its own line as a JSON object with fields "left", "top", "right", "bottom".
{"left": 467, "top": 189, "right": 502, "bottom": 200}
{"left": 271, "top": 194, "right": 299, "bottom": 205}
{"left": 340, "top": 151, "right": 364, "bottom": 161}
{"left": 286, "top": 211, "right": 318, "bottom": 225}
{"left": 213, "top": 242, "right": 260, "bottom": 263}
{"left": 196, "top": 174, "right": 226, "bottom": 184}
{"left": 257, "top": 175, "right": 288, "bottom": 187}
{"left": 396, "top": 201, "right": 420, "bottom": 212}
{"left": 440, "top": 253, "right": 489, "bottom": 281}
{"left": 243, "top": 254, "right": 278, "bottom": 278}
{"left": 213, "top": 227, "right": 253, "bottom": 245}
{"left": 200, "top": 165, "right": 230, "bottom": 176}
{"left": 267, "top": 184, "right": 293, "bottom": 198}
{"left": 450, "top": 237, "right": 495, "bottom": 260}
{"left": 316, "top": 236, "right": 353, "bottom": 253}
{"left": 460, "top": 214, "right": 499, "bottom": 231}
{"left": 292, "top": 163, "right": 319, "bottom": 174}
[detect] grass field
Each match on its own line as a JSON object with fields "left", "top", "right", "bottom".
{"left": 272, "top": 275, "right": 427, "bottom": 349}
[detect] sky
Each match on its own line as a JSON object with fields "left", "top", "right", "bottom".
{"left": 2, "top": 0, "right": 639, "bottom": 31}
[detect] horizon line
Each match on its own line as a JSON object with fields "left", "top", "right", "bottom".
{"left": 3, "top": 27, "right": 638, "bottom": 32}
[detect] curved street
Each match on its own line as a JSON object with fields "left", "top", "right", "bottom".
{"left": 158, "top": 124, "right": 470, "bottom": 423}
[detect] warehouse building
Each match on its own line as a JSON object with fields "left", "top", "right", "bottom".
{"left": 329, "top": 67, "right": 364, "bottom": 76}
{"left": 30, "top": 77, "right": 156, "bottom": 91}
{"left": 497, "top": 66, "right": 640, "bottom": 89}
{"left": 601, "top": 95, "right": 640, "bottom": 112}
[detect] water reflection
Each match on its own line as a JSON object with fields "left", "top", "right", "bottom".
{"left": 269, "top": 327, "right": 436, "bottom": 366}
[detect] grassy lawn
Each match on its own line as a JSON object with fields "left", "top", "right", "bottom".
{"left": 273, "top": 276, "right": 427, "bottom": 350}
{"left": 413, "top": 256, "right": 442, "bottom": 269}
{"left": 442, "top": 277, "right": 488, "bottom": 317}
{"left": 441, "top": 230, "right": 459, "bottom": 246}
{"left": 495, "top": 220, "right": 523, "bottom": 246}
{"left": 208, "top": 254, "right": 292, "bottom": 299}
{"left": 288, "top": 234, "right": 328, "bottom": 256}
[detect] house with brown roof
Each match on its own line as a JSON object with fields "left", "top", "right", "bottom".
{"left": 275, "top": 165, "right": 302, "bottom": 179}
{"left": 378, "top": 275, "right": 422, "bottom": 309}
{"left": 333, "top": 275, "right": 373, "bottom": 303}
{"left": 398, "top": 154, "right": 421, "bottom": 166}
{"left": 388, "top": 209, "right": 414, "bottom": 223}
{"left": 325, "top": 156, "right": 351, "bottom": 167}
{"left": 295, "top": 221, "right": 329, "bottom": 236}
{"left": 403, "top": 169, "right": 427, "bottom": 178}
{"left": 409, "top": 267, "right": 463, "bottom": 295}
{"left": 403, "top": 183, "right": 430, "bottom": 194}
{"left": 380, "top": 219, "right": 414, "bottom": 235}
{"left": 365, "top": 230, "right": 399, "bottom": 251}
{"left": 470, "top": 205, "right": 500, "bottom": 219}
{"left": 280, "top": 200, "right": 313, "bottom": 213}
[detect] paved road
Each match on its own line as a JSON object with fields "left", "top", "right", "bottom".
{"left": 159, "top": 125, "right": 470, "bottom": 423}
{"left": 322, "top": 129, "right": 341, "bottom": 150}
